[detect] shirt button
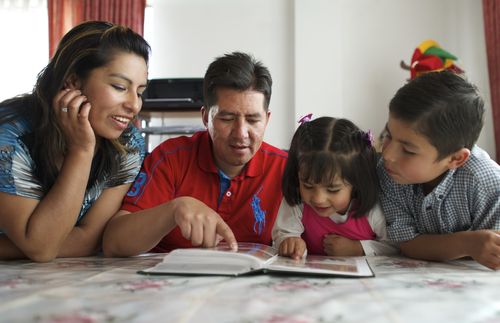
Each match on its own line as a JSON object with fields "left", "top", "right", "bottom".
{"left": 226, "top": 191, "right": 232, "bottom": 197}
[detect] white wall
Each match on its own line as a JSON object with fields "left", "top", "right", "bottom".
{"left": 146, "top": 0, "right": 495, "bottom": 158}
{"left": 294, "top": 0, "right": 494, "bottom": 157}
{"left": 0, "top": 1, "right": 48, "bottom": 101}
{"left": 145, "top": 0, "right": 294, "bottom": 149}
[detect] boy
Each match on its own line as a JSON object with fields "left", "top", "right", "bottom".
{"left": 378, "top": 70, "right": 500, "bottom": 270}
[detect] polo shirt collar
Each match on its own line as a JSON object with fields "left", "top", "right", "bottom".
{"left": 197, "top": 131, "right": 219, "bottom": 174}
{"left": 241, "top": 147, "right": 264, "bottom": 178}
{"left": 197, "top": 131, "right": 264, "bottom": 179}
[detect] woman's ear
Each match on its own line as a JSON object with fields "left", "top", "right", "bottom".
{"left": 63, "top": 74, "right": 81, "bottom": 90}
{"left": 448, "top": 148, "right": 471, "bottom": 169}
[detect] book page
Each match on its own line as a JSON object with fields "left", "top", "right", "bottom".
{"left": 266, "top": 255, "right": 374, "bottom": 277}
{"left": 140, "top": 243, "right": 278, "bottom": 276}
{"left": 223, "top": 242, "right": 277, "bottom": 261}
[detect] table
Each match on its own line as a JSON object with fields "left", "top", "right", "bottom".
{"left": 0, "top": 254, "right": 498, "bottom": 322}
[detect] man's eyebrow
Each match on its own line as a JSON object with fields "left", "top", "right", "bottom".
{"left": 217, "top": 111, "right": 237, "bottom": 116}
{"left": 245, "top": 113, "right": 262, "bottom": 118}
{"left": 217, "top": 111, "right": 262, "bottom": 118}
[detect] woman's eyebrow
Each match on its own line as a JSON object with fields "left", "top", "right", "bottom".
{"left": 110, "top": 73, "right": 148, "bottom": 88}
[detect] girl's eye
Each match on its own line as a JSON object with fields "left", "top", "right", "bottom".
{"left": 327, "top": 189, "right": 340, "bottom": 193}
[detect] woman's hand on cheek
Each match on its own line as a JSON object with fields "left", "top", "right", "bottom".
{"left": 53, "top": 88, "right": 96, "bottom": 154}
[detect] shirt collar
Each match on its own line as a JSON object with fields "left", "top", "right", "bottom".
{"left": 432, "top": 168, "right": 456, "bottom": 198}
{"left": 197, "top": 131, "right": 219, "bottom": 174}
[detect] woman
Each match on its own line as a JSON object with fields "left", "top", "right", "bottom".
{"left": 0, "top": 21, "right": 150, "bottom": 262}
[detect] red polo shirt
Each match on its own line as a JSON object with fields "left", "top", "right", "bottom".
{"left": 121, "top": 131, "right": 288, "bottom": 252}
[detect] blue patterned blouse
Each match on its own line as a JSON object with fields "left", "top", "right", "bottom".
{"left": 0, "top": 116, "right": 145, "bottom": 225}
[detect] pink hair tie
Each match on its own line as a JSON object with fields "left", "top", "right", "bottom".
{"left": 364, "top": 130, "right": 374, "bottom": 147}
{"left": 298, "top": 113, "right": 313, "bottom": 125}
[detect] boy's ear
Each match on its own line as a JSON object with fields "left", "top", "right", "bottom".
{"left": 447, "top": 148, "right": 471, "bottom": 169}
{"left": 63, "top": 74, "right": 81, "bottom": 90}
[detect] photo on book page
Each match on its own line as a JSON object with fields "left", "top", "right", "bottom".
{"left": 267, "top": 255, "right": 369, "bottom": 274}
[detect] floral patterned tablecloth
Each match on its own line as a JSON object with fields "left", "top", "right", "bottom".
{"left": 0, "top": 254, "right": 498, "bottom": 323}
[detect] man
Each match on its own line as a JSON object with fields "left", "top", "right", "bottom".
{"left": 103, "top": 52, "right": 288, "bottom": 256}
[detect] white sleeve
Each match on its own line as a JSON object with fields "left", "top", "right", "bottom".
{"left": 360, "top": 203, "right": 400, "bottom": 256}
{"left": 271, "top": 198, "right": 304, "bottom": 249}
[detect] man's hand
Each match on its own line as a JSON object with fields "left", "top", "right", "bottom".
{"left": 278, "top": 237, "right": 306, "bottom": 260}
{"left": 171, "top": 197, "right": 238, "bottom": 251}
{"left": 323, "top": 234, "right": 364, "bottom": 256}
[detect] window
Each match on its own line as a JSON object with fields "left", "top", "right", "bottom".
{"left": 0, "top": 0, "right": 48, "bottom": 102}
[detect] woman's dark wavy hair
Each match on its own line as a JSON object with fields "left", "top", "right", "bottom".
{"left": 282, "top": 117, "right": 379, "bottom": 217}
{"left": 0, "top": 21, "right": 150, "bottom": 192}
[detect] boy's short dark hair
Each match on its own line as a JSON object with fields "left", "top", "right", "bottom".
{"left": 203, "top": 51, "right": 272, "bottom": 112}
{"left": 389, "top": 70, "right": 484, "bottom": 160}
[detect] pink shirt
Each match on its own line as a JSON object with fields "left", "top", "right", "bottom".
{"left": 301, "top": 204, "right": 376, "bottom": 255}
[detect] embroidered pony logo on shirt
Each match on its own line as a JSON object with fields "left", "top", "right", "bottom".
{"left": 251, "top": 186, "right": 266, "bottom": 235}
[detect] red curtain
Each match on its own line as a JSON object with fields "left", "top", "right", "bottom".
{"left": 48, "top": 0, "right": 83, "bottom": 57}
{"left": 82, "top": 0, "right": 146, "bottom": 35}
{"left": 483, "top": 0, "right": 500, "bottom": 162}
{"left": 48, "top": 0, "right": 146, "bottom": 57}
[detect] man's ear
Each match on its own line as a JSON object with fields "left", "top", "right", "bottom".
{"left": 201, "top": 106, "right": 209, "bottom": 127}
{"left": 63, "top": 74, "right": 81, "bottom": 90}
{"left": 448, "top": 148, "right": 471, "bottom": 169}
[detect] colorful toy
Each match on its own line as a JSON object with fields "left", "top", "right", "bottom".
{"left": 401, "top": 39, "right": 463, "bottom": 79}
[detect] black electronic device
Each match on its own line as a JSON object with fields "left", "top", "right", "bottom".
{"left": 142, "top": 78, "right": 204, "bottom": 111}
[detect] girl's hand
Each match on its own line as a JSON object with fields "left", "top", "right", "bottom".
{"left": 53, "top": 88, "right": 95, "bottom": 154}
{"left": 279, "top": 237, "right": 306, "bottom": 260}
{"left": 323, "top": 234, "right": 364, "bottom": 256}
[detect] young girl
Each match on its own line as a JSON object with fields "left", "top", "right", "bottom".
{"left": 272, "top": 116, "right": 397, "bottom": 259}
{"left": 0, "top": 21, "right": 150, "bottom": 262}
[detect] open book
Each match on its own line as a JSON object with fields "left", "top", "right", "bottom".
{"left": 138, "top": 242, "right": 374, "bottom": 277}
